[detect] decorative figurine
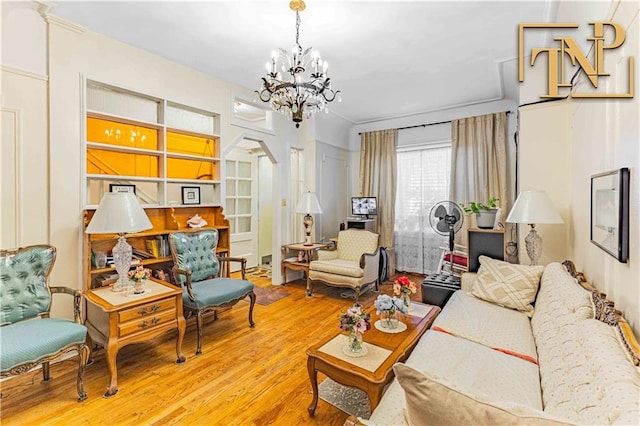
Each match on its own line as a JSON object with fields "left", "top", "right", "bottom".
{"left": 187, "top": 214, "right": 208, "bottom": 228}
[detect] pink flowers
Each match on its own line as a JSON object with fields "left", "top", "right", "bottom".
{"left": 128, "top": 265, "right": 151, "bottom": 283}
{"left": 393, "top": 276, "right": 417, "bottom": 296}
{"left": 339, "top": 304, "right": 371, "bottom": 334}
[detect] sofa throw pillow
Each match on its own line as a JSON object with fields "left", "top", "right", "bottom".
{"left": 393, "top": 363, "right": 573, "bottom": 426}
{"left": 471, "top": 255, "right": 544, "bottom": 317}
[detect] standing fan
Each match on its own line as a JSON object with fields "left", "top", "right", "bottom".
{"left": 429, "top": 201, "right": 464, "bottom": 272}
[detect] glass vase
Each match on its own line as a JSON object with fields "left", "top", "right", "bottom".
{"left": 383, "top": 310, "right": 397, "bottom": 329}
{"left": 347, "top": 331, "right": 364, "bottom": 353}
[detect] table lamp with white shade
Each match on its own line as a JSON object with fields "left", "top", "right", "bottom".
{"left": 296, "top": 191, "right": 323, "bottom": 246}
{"left": 506, "top": 190, "right": 563, "bottom": 265}
{"left": 85, "top": 192, "right": 152, "bottom": 292}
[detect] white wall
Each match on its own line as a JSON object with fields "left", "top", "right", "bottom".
{"left": 314, "top": 111, "right": 353, "bottom": 150}
{"left": 566, "top": 0, "right": 639, "bottom": 333}
{"left": 316, "top": 141, "right": 351, "bottom": 241}
{"left": 1, "top": 2, "right": 47, "bottom": 75}
{"left": 519, "top": 0, "right": 640, "bottom": 333}
{"left": 1, "top": 3, "right": 49, "bottom": 249}
{"left": 518, "top": 102, "right": 572, "bottom": 265}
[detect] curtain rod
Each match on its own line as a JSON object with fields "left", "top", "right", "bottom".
{"left": 358, "top": 110, "right": 512, "bottom": 135}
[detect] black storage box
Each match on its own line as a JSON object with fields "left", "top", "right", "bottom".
{"left": 421, "top": 274, "right": 461, "bottom": 308}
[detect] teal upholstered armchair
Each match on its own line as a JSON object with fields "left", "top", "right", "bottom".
{"left": 169, "top": 229, "right": 256, "bottom": 355}
{"left": 0, "top": 245, "right": 90, "bottom": 402}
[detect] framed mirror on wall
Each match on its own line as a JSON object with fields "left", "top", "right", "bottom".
{"left": 590, "top": 167, "right": 630, "bottom": 263}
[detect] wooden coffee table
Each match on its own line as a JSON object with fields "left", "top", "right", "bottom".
{"left": 306, "top": 302, "right": 440, "bottom": 416}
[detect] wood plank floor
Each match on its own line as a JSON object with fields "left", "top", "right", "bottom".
{"left": 0, "top": 272, "right": 424, "bottom": 425}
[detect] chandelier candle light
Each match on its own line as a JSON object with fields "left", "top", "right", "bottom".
{"left": 256, "top": 0, "right": 341, "bottom": 128}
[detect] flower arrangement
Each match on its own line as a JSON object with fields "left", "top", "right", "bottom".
{"left": 339, "top": 304, "right": 371, "bottom": 334}
{"left": 393, "top": 276, "right": 418, "bottom": 297}
{"left": 393, "top": 275, "right": 417, "bottom": 310}
{"left": 339, "top": 304, "right": 371, "bottom": 354}
{"left": 374, "top": 294, "right": 408, "bottom": 328}
{"left": 128, "top": 266, "right": 151, "bottom": 283}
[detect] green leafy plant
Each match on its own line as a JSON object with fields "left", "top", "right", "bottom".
{"left": 460, "top": 197, "right": 499, "bottom": 214}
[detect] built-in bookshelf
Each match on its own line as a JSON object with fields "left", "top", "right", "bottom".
{"left": 84, "top": 79, "right": 221, "bottom": 208}
{"left": 83, "top": 206, "right": 230, "bottom": 290}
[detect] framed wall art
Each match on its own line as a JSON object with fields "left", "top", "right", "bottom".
{"left": 181, "top": 186, "right": 201, "bottom": 205}
{"left": 590, "top": 167, "right": 630, "bottom": 263}
{"left": 109, "top": 184, "right": 136, "bottom": 194}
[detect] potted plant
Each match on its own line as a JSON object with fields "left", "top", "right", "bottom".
{"left": 460, "top": 197, "right": 499, "bottom": 229}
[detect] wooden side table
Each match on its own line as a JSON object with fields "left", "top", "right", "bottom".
{"left": 83, "top": 279, "right": 186, "bottom": 397}
{"left": 306, "top": 302, "right": 440, "bottom": 416}
{"left": 281, "top": 242, "right": 331, "bottom": 285}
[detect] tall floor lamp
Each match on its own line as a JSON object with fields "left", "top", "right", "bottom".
{"left": 296, "top": 191, "right": 323, "bottom": 246}
{"left": 506, "top": 190, "right": 563, "bottom": 265}
{"left": 85, "top": 192, "right": 152, "bottom": 292}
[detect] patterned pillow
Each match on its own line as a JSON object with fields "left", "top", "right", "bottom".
{"left": 471, "top": 256, "right": 544, "bottom": 317}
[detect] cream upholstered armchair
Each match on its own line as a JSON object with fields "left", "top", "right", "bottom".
{"left": 307, "top": 229, "right": 380, "bottom": 300}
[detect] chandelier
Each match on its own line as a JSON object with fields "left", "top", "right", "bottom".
{"left": 256, "top": 0, "right": 341, "bottom": 128}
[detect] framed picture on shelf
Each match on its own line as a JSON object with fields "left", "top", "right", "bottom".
{"left": 109, "top": 184, "right": 136, "bottom": 194}
{"left": 590, "top": 167, "right": 629, "bottom": 263}
{"left": 181, "top": 186, "right": 201, "bottom": 205}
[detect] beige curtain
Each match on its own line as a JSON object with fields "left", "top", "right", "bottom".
{"left": 450, "top": 112, "right": 509, "bottom": 247}
{"left": 360, "top": 129, "right": 397, "bottom": 248}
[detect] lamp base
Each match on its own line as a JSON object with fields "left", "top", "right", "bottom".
{"left": 524, "top": 225, "right": 542, "bottom": 266}
{"left": 303, "top": 213, "right": 314, "bottom": 246}
{"left": 112, "top": 234, "right": 133, "bottom": 292}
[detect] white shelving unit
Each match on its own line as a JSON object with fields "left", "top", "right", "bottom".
{"left": 83, "top": 79, "right": 221, "bottom": 208}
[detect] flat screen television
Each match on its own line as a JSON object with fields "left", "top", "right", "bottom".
{"left": 351, "top": 197, "right": 377, "bottom": 218}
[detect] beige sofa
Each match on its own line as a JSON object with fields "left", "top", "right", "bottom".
{"left": 362, "top": 260, "right": 640, "bottom": 425}
{"left": 307, "top": 229, "right": 380, "bottom": 299}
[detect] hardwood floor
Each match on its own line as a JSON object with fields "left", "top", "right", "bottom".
{"left": 0, "top": 273, "right": 424, "bottom": 425}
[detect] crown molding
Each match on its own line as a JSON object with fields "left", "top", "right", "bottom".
{"left": 1, "top": 65, "right": 48, "bottom": 82}
{"left": 44, "top": 14, "right": 87, "bottom": 34}
{"left": 38, "top": 1, "right": 87, "bottom": 35}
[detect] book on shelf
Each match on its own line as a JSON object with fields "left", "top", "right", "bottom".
{"left": 156, "top": 235, "right": 170, "bottom": 257}
{"left": 132, "top": 248, "right": 155, "bottom": 259}
{"left": 146, "top": 239, "right": 160, "bottom": 258}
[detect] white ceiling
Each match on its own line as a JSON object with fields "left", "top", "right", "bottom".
{"left": 51, "top": 0, "right": 557, "bottom": 124}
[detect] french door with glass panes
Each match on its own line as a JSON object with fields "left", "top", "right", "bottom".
{"left": 225, "top": 154, "right": 258, "bottom": 268}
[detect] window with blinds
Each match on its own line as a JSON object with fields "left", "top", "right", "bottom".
{"left": 394, "top": 144, "right": 452, "bottom": 274}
